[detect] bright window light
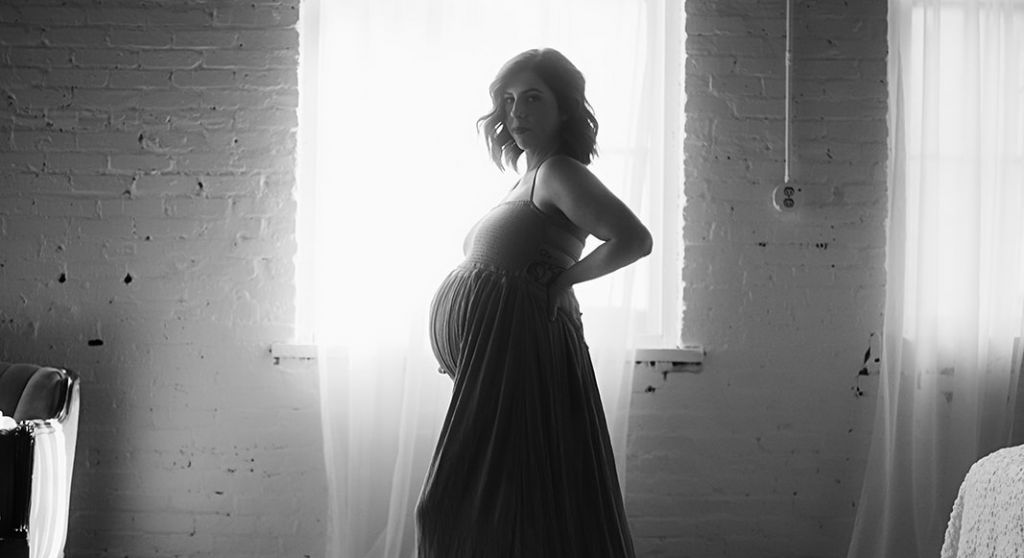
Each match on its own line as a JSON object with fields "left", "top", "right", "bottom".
{"left": 295, "top": 0, "right": 684, "bottom": 348}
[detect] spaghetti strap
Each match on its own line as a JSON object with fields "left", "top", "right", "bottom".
{"left": 529, "top": 158, "right": 546, "bottom": 203}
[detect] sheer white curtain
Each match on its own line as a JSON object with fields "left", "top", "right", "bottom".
{"left": 847, "top": 1, "right": 1024, "bottom": 557}
{"left": 297, "top": 1, "right": 667, "bottom": 556}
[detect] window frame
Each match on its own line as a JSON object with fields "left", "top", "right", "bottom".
{"left": 289, "top": 0, "right": 699, "bottom": 363}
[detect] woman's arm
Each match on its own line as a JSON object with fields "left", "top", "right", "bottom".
{"left": 536, "top": 156, "right": 653, "bottom": 319}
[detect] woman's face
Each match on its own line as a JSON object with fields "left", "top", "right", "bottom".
{"left": 501, "top": 70, "right": 563, "bottom": 155}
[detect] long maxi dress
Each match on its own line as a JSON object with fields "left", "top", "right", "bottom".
{"left": 416, "top": 165, "right": 636, "bottom": 558}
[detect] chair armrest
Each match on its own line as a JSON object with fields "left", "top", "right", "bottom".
{"left": 19, "top": 378, "right": 78, "bottom": 558}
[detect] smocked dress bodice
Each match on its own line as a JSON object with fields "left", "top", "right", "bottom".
{"left": 463, "top": 198, "right": 584, "bottom": 285}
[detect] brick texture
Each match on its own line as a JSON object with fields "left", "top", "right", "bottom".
{"left": 0, "top": 1, "right": 323, "bottom": 557}
{"left": 625, "top": 1, "right": 887, "bottom": 557}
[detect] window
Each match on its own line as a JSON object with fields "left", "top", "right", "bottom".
{"left": 901, "top": 0, "right": 1024, "bottom": 344}
{"left": 293, "top": 0, "right": 686, "bottom": 350}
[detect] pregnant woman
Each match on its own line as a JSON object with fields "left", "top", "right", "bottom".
{"left": 416, "top": 48, "right": 652, "bottom": 558}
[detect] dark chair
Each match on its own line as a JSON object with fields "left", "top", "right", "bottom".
{"left": 0, "top": 363, "right": 80, "bottom": 558}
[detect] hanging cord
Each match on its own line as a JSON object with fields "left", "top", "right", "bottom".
{"left": 784, "top": 0, "right": 792, "bottom": 184}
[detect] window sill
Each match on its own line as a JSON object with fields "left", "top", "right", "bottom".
{"left": 269, "top": 343, "right": 317, "bottom": 365}
{"left": 270, "top": 343, "right": 705, "bottom": 365}
{"left": 634, "top": 345, "right": 704, "bottom": 365}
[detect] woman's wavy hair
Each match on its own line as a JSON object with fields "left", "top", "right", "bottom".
{"left": 477, "top": 48, "right": 599, "bottom": 171}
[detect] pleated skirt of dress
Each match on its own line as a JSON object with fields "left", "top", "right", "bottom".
{"left": 416, "top": 261, "right": 636, "bottom": 558}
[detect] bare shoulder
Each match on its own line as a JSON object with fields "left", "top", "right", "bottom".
{"left": 535, "top": 155, "right": 599, "bottom": 200}
{"left": 534, "top": 155, "right": 649, "bottom": 244}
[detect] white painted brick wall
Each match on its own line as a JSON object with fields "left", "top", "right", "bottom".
{"left": 0, "top": 1, "right": 323, "bottom": 557}
{"left": 625, "top": 0, "right": 887, "bottom": 557}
